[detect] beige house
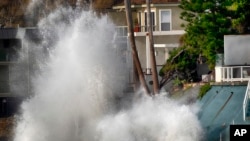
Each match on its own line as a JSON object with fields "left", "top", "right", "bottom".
{"left": 109, "top": 0, "right": 185, "bottom": 75}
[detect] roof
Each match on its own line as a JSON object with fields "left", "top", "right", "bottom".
{"left": 114, "top": 0, "right": 180, "bottom": 6}
{"left": 198, "top": 85, "right": 250, "bottom": 140}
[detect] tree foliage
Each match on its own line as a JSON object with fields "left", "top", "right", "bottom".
{"left": 0, "top": 0, "right": 118, "bottom": 27}
{"left": 160, "top": 0, "right": 250, "bottom": 87}
{"left": 230, "top": 0, "right": 250, "bottom": 33}
{"left": 180, "top": 0, "right": 233, "bottom": 68}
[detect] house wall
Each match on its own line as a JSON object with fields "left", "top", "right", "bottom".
{"left": 135, "top": 36, "right": 146, "bottom": 69}
{"left": 155, "top": 47, "right": 166, "bottom": 65}
{"left": 0, "top": 66, "right": 9, "bottom": 93}
{"left": 109, "top": 5, "right": 185, "bottom": 31}
{"left": 224, "top": 35, "right": 250, "bottom": 65}
{"left": 109, "top": 4, "right": 185, "bottom": 77}
{"left": 170, "top": 6, "right": 185, "bottom": 30}
{"left": 135, "top": 35, "right": 182, "bottom": 68}
{"left": 0, "top": 29, "right": 30, "bottom": 98}
{"left": 134, "top": 6, "right": 184, "bottom": 30}
{"left": 154, "top": 35, "right": 181, "bottom": 65}
{"left": 154, "top": 35, "right": 181, "bottom": 44}
{"left": 133, "top": 35, "right": 172, "bottom": 70}
{"left": 108, "top": 12, "right": 127, "bottom": 26}
{"left": 156, "top": 6, "right": 184, "bottom": 30}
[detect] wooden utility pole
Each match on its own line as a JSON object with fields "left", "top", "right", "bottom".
{"left": 124, "top": 0, "right": 151, "bottom": 95}
{"left": 146, "top": 0, "right": 160, "bottom": 94}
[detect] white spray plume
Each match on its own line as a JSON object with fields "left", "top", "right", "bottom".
{"left": 13, "top": 5, "right": 203, "bottom": 141}
{"left": 97, "top": 95, "right": 203, "bottom": 141}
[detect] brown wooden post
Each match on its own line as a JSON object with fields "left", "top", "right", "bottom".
{"left": 146, "top": 0, "right": 159, "bottom": 94}
{"left": 133, "top": 60, "right": 140, "bottom": 89}
{"left": 124, "top": 0, "right": 151, "bottom": 95}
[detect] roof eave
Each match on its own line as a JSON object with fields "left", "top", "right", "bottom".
{"left": 112, "top": 3, "right": 180, "bottom": 10}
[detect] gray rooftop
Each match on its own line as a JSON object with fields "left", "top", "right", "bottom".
{"left": 198, "top": 85, "right": 250, "bottom": 141}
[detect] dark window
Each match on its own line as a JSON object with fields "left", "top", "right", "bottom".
{"left": 145, "top": 12, "right": 155, "bottom": 31}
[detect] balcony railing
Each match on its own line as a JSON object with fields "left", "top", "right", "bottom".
{"left": 243, "top": 80, "right": 250, "bottom": 121}
{"left": 133, "top": 25, "right": 158, "bottom": 32}
{"left": 115, "top": 25, "right": 160, "bottom": 37}
{"left": 217, "top": 66, "right": 250, "bottom": 82}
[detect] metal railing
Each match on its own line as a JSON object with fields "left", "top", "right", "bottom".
{"left": 243, "top": 80, "right": 250, "bottom": 121}
{"left": 134, "top": 25, "right": 158, "bottom": 32}
{"left": 220, "top": 66, "right": 250, "bottom": 82}
{"left": 115, "top": 25, "right": 160, "bottom": 37}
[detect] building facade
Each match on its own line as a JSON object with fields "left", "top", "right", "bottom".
{"left": 0, "top": 28, "right": 40, "bottom": 117}
{"left": 109, "top": 0, "right": 185, "bottom": 76}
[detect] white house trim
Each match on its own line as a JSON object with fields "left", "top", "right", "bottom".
{"left": 154, "top": 43, "right": 179, "bottom": 48}
{"left": 112, "top": 4, "right": 180, "bottom": 10}
{"left": 134, "top": 30, "right": 185, "bottom": 36}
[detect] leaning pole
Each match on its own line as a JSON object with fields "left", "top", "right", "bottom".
{"left": 124, "top": 0, "right": 151, "bottom": 95}
{"left": 146, "top": 0, "right": 160, "bottom": 94}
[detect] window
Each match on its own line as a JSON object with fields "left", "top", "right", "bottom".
{"left": 144, "top": 11, "right": 156, "bottom": 31}
{"left": 160, "top": 10, "right": 171, "bottom": 31}
{"left": 0, "top": 66, "right": 9, "bottom": 93}
{"left": 0, "top": 39, "right": 21, "bottom": 61}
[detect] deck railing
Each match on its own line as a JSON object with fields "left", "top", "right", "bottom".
{"left": 115, "top": 25, "right": 161, "bottom": 37}
{"left": 219, "top": 66, "right": 250, "bottom": 82}
{"left": 243, "top": 80, "right": 250, "bottom": 121}
{"left": 133, "top": 25, "right": 158, "bottom": 32}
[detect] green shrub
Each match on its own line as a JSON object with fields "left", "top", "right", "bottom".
{"left": 198, "top": 83, "right": 211, "bottom": 99}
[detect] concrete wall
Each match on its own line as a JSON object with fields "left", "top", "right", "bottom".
{"left": 135, "top": 35, "right": 181, "bottom": 69}
{"left": 109, "top": 5, "right": 185, "bottom": 31}
{"left": 154, "top": 34, "right": 181, "bottom": 44}
{"left": 224, "top": 35, "right": 250, "bottom": 65}
{"left": 157, "top": 6, "right": 184, "bottom": 30}
{"left": 0, "top": 28, "right": 32, "bottom": 97}
{"left": 155, "top": 48, "right": 166, "bottom": 65}
{"left": 107, "top": 12, "right": 127, "bottom": 26}
{"left": 135, "top": 36, "right": 146, "bottom": 69}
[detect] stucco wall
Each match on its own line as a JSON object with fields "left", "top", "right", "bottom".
{"left": 156, "top": 6, "right": 184, "bottom": 30}
{"left": 135, "top": 35, "right": 181, "bottom": 68}
{"left": 170, "top": 6, "right": 185, "bottom": 30}
{"left": 108, "top": 12, "right": 127, "bottom": 26}
{"left": 109, "top": 5, "right": 185, "bottom": 31}
{"left": 155, "top": 48, "right": 166, "bottom": 65}
{"left": 154, "top": 34, "right": 181, "bottom": 44}
{"left": 135, "top": 36, "right": 146, "bottom": 69}
{"left": 224, "top": 35, "right": 250, "bottom": 65}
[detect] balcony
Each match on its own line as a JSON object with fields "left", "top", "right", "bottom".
{"left": 115, "top": 25, "right": 185, "bottom": 37}
{"left": 216, "top": 66, "right": 250, "bottom": 82}
{"left": 0, "top": 52, "right": 18, "bottom": 65}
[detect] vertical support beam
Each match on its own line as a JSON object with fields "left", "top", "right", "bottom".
{"left": 146, "top": 35, "right": 150, "bottom": 74}
{"left": 231, "top": 67, "right": 233, "bottom": 81}
{"left": 26, "top": 40, "right": 30, "bottom": 96}
{"left": 222, "top": 67, "right": 224, "bottom": 81}
{"left": 125, "top": 0, "right": 150, "bottom": 95}
{"left": 215, "top": 66, "right": 221, "bottom": 82}
{"left": 146, "top": 0, "right": 159, "bottom": 94}
{"left": 241, "top": 66, "right": 243, "bottom": 81}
